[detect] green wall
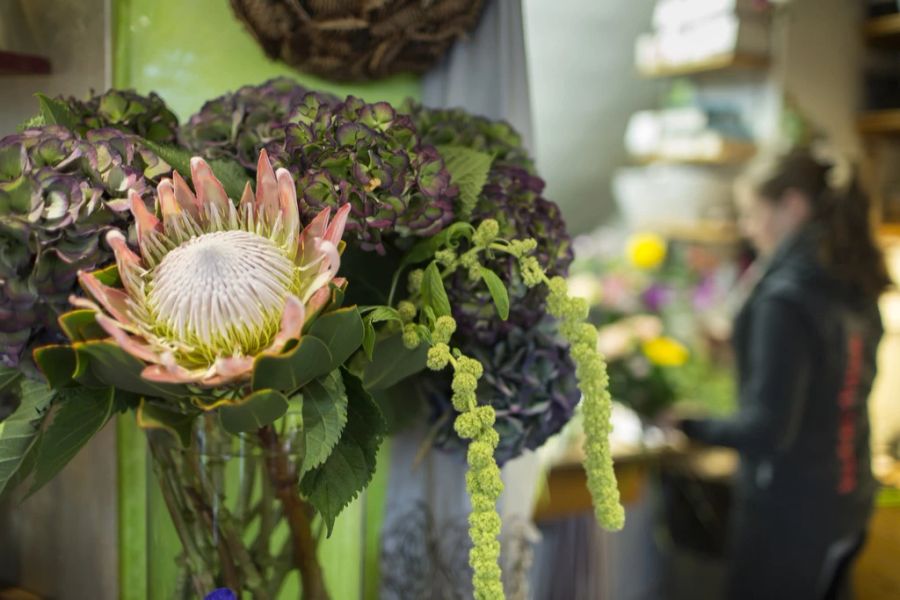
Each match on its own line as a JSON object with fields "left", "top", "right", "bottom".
{"left": 113, "top": 1, "right": 417, "bottom": 597}
{"left": 114, "top": 0, "right": 420, "bottom": 120}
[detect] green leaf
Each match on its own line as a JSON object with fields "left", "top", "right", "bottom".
{"left": 16, "top": 113, "right": 45, "bottom": 132}
{"left": 301, "top": 371, "right": 385, "bottom": 535}
{"left": 307, "top": 307, "right": 364, "bottom": 372}
{"left": 422, "top": 261, "right": 451, "bottom": 318}
{"left": 399, "top": 222, "right": 474, "bottom": 269}
{"left": 436, "top": 145, "right": 493, "bottom": 219}
{"left": 136, "top": 400, "right": 197, "bottom": 447}
{"left": 75, "top": 341, "right": 189, "bottom": 400}
{"left": 361, "top": 319, "right": 376, "bottom": 361}
{"left": 479, "top": 267, "right": 510, "bottom": 320}
{"left": 35, "top": 93, "right": 79, "bottom": 131}
{"left": 91, "top": 263, "right": 121, "bottom": 287}
{"left": 0, "top": 364, "right": 22, "bottom": 396}
{"left": 27, "top": 386, "right": 114, "bottom": 497}
{"left": 219, "top": 389, "right": 289, "bottom": 434}
{"left": 208, "top": 158, "right": 253, "bottom": 205}
{"left": 33, "top": 345, "right": 77, "bottom": 389}
{"left": 59, "top": 310, "right": 107, "bottom": 343}
{"left": 362, "top": 333, "right": 429, "bottom": 391}
{"left": 252, "top": 336, "right": 333, "bottom": 393}
{"left": 300, "top": 371, "right": 349, "bottom": 474}
{"left": 0, "top": 378, "right": 53, "bottom": 498}
{"left": 365, "top": 306, "right": 402, "bottom": 324}
{"left": 141, "top": 140, "right": 249, "bottom": 203}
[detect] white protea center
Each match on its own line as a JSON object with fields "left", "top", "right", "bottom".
{"left": 147, "top": 230, "right": 295, "bottom": 361}
{"left": 72, "top": 151, "right": 351, "bottom": 386}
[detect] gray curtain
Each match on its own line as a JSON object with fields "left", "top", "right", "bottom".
{"left": 380, "top": 1, "right": 539, "bottom": 598}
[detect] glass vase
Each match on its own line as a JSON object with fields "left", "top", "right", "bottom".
{"left": 146, "top": 413, "right": 327, "bottom": 600}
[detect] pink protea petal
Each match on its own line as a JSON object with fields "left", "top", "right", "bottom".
{"left": 141, "top": 364, "right": 204, "bottom": 384}
{"left": 78, "top": 271, "right": 133, "bottom": 325}
{"left": 298, "top": 207, "right": 331, "bottom": 266}
{"left": 316, "top": 239, "right": 340, "bottom": 277}
{"left": 324, "top": 203, "right": 351, "bottom": 246}
{"left": 205, "top": 356, "right": 255, "bottom": 386}
{"left": 106, "top": 230, "right": 145, "bottom": 297}
{"left": 95, "top": 313, "right": 161, "bottom": 364}
{"left": 304, "top": 286, "right": 332, "bottom": 319}
{"left": 172, "top": 171, "right": 200, "bottom": 215}
{"left": 190, "top": 157, "right": 230, "bottom": 214}
{"left": 276, "top": 168, "right": 300, "bottom": 242}
{"left": 255, "top": 149, "right": 279, "bottom": 225}
{"left": 159, "top": 177, "right": 200, "bottom": 223}
{"left": 264, "top": 295, "right": 305, "bottom": 354}
{"left": 68, "top": 294, "right": 103, "bottom": 313}
{"left": 239, "top": 181, "right": 254, "bottom": 210}
{"left": 128, "top": 190, "right": 160, "bottom": 246}
{"left": 156, "top": 179, "right": 186, "bottom": 234}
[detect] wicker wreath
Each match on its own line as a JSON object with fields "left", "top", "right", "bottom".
{"left": 231, "top": 0, "right": 487, "bottom": 81}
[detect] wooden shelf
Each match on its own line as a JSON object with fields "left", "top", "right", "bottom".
{"left": 865, "top": 13, "right": 900, "bottom": 46}
{"left": 654, "top": 221, "right": 742, "bottom": 244}
{"left": 859, "top": 110, "right": 900, "bottom": 135}
{"left": 637, "top": 52, "right": 769, "bottom": 78}
{"left": 0, "top": 51, "right": 51, "bottom": 76}
{"left": 634, "top": 140, "right": 757, "bottom": 166}
{"left": 880, "top": 223, "right": 900, "bottom": 241}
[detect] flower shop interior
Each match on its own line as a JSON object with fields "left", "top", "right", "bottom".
{"left": 2, "top": 0, "right": 900, "bottom": 599}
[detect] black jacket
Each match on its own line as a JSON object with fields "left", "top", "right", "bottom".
{"left": 683, "top": 227, "right": 882, "bottom": 535}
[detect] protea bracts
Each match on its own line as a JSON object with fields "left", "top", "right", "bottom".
{"left": 72, "top": 150, "right": 350, "bottom": 386}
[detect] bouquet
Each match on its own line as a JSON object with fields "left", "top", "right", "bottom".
{"left": 0, "top": 81, "right": 623, "bottom": 599}
{"left": 570, "top": 228, "right": 737, "bottom": 421}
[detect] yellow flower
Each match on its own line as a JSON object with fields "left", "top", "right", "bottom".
{"left": 642, "top": 336, "right": 689, "bottom": 367}
{"left": 626, "top": 232, "right": 667, "bottom": 270}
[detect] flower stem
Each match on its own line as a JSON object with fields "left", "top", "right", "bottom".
{"left": 147, "top": 434, "right": 217, "bottom": 596}
{"left": 258, "top": 425, "right": 330, "bottom": 600}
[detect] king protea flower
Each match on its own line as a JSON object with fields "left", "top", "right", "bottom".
{"left": 72, "top": 150, "right": 350, "bottom": 386}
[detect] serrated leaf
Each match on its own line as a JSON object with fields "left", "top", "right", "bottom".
{"left": 141, "top": 140, "right": 249, "bottom": 202}
{"left": 33, "top": 345, "right": 77, "bottom": 389}
{"left": 136, "top": 400, "right": 197, "bottom": 447}
{"left": 59, "top": 310, "right": 107, "bottom": 343}
{"left": 362, "top": 333, "right": 428, "bottom": 391}
{"left": 27, "top": 386, "right": 114, "bottom": 497}
{"left": 75, "top": 341, "right": 189, "bottom": 400}
{"left": 479, "top": 267, "right": 510, "bottom": 320}
{"left": 422, "top": 261, "right": 451, "bottom": 318}
{"left": 436, "top": 145, "right": 493, "bottom": 219}
{"left": 300, "top": 371, "right": 349, "bottom": 474}
{"left": 35, "top": 93, "right": 79, "bottom": 131}
{"left": 0, "top": 378, "right": 53, "bottom": 498}
{"left": 252, "top": 336, "right": 332, "bottom": 393}
{"left": 300, "top": 371, "right": 385, "bottom": 535}
{"left": 219, "top": 389, "right": 289, "bottom": 434}
{"left": 307, "top": 307, "right": 364, "bottom": 372}
{"left": 16, "top": 113, "right": 45, "bottom": 132}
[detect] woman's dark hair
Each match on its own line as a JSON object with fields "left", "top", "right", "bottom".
{"left": 746, "top": 148, "right": 891, "bottom": 299}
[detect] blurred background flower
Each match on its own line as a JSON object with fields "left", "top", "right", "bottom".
{"left": 626, "top": 231, "right": 667, "bottom": 270}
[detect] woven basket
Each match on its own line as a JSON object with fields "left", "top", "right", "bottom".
{"left": 231, "top": 0, "right": 486, "bottom": 81}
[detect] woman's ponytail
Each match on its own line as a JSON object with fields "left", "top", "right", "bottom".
{"left": 751, "top": 149, "right": 891, "bottom": 299}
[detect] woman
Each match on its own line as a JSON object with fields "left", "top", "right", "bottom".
{"left": 679, "top": 149, "right": 890, "bottom": 600}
